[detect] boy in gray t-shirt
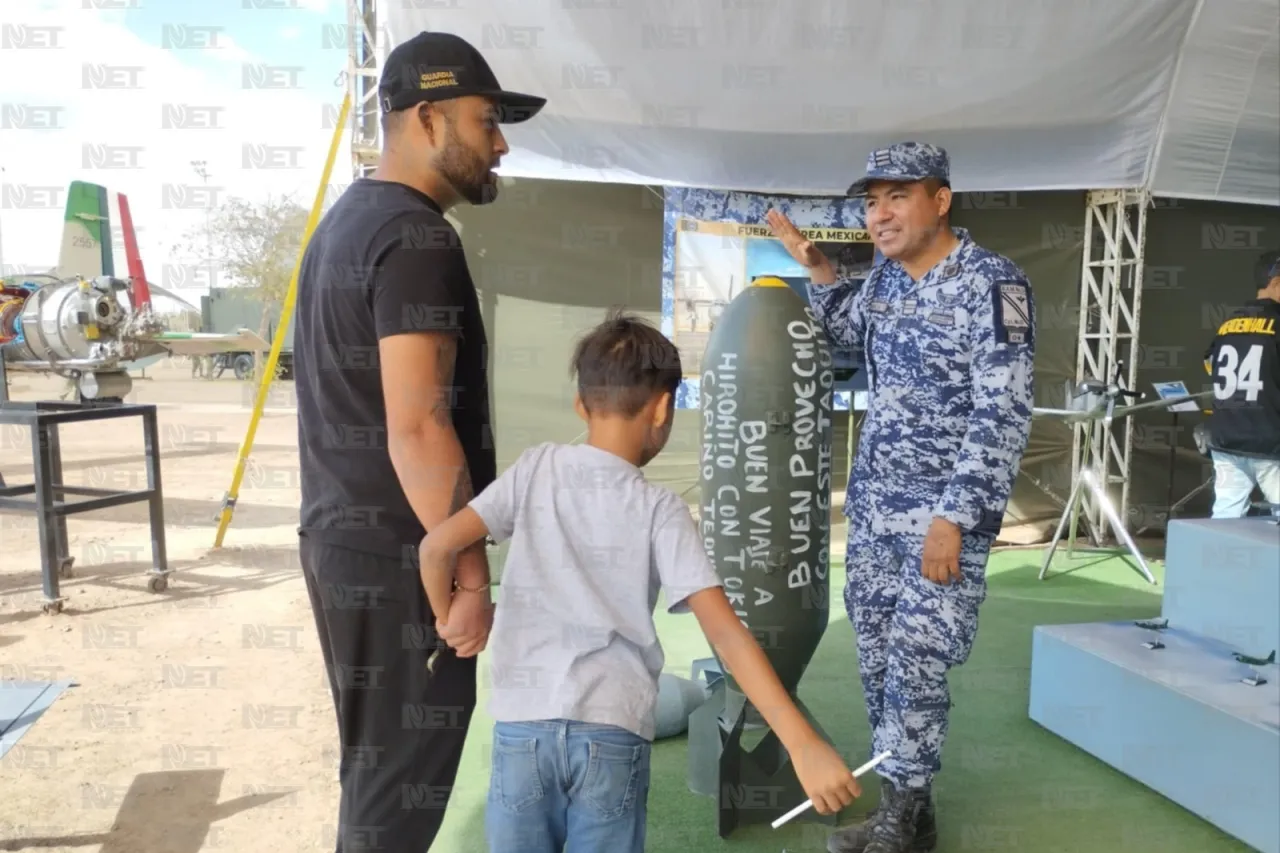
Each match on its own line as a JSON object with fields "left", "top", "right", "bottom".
{"left": 420, "top": 310, "right": 861, "bottom": 853}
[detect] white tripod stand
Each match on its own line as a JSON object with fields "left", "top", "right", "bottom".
{"left": 1035, "top": 374, "right": 1213, "bottom": 585}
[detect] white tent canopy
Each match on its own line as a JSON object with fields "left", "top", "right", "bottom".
{"left": 384, "top": 0, "right": 1279, "bottom": 206}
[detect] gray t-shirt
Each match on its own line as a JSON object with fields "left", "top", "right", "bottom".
{"left": 469, "top": 441, "right": 724, "bottom": 741}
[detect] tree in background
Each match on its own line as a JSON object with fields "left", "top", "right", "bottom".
{"left": 181, "top": 194, "right": 308, "bottom": 380}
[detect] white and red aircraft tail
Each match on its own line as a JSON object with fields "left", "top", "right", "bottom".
{"left": 50, "top": 180, "right": 267, "bottom": 358}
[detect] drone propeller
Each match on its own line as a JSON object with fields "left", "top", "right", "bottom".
{"left": 1110, "top": 359, "right": 1141, "bottom": 400}
{"left": 146, "top": 282, "right": 201, "bottom": 313}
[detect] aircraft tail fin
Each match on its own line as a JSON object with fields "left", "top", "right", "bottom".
{"left": 115, "top": 192, "right": 151, "bottom": 309}
{"left": 55, "top": 180, "right": 151, "bottom": 309}
{"left": 57, "top": 180, "right": 114, "bottom": 280}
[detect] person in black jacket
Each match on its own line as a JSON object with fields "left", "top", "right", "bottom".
{"left": 1203, "top": 249, "right": 1280, "bottom": 518}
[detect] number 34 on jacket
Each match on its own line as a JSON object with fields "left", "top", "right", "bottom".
{"left": 1203, "top": 297, "right": 1280, "bottom": 459}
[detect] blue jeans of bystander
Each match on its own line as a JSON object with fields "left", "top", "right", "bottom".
{"left": 1211, "top": 450, "right": 1280, "bottom": 518}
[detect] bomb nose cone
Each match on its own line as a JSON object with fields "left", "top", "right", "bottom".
{"left": 747, "top": 275, "right": 790, "bottom": 288}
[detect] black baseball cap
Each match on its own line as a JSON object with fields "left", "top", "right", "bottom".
{"left": 379, "top": 31, "right": 546, "bottom": 124}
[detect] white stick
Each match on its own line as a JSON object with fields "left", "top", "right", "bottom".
{"left": 771, "top": 750, "right": 892, "bottom": 830}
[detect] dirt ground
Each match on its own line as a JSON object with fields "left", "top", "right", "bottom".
{"left": 0, "top": 360, "right": 342, "bottom": 853}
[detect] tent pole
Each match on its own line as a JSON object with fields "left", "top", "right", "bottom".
{"left": 348, "top": 0, "right": 382, "bottom": 179}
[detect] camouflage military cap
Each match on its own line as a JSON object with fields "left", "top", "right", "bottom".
{"left": 847, "top": 141, "right": 950, "bottom": 197}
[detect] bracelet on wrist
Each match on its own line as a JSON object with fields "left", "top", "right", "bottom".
{"left": 454, "top": 580, "right": 490, "bottom": 594}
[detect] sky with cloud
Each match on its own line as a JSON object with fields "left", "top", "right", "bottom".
{"left": 1, "top": 0, "right": 357, "bottom": 311}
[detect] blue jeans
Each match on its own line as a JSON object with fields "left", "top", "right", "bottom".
{"left": 1211, "top": 450, "right": 1280, "bottom": 518}
{"left": 485, "top": 719, "right": 651, "bottom": 853}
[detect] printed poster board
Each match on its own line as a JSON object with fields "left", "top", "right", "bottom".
{"left": 661, "top": 187, "right": 874, "bottom": 411}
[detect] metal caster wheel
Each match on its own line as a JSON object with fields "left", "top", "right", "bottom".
{"left": 147, "top": 574, "right": 168, "bottom": 593}
{"left": 58, "top": 557, "right": 75, "bottom": 578}
{"left": 42, "top": 599, "right": 64, "bottom": 615}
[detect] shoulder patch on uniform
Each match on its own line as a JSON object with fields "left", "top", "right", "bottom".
{"left": 993, "top": 280, "right": 1032, "bottom": 345}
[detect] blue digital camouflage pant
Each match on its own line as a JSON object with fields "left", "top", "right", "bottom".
{"left": 844, "top": 525, "right": 992, "bottom": 790}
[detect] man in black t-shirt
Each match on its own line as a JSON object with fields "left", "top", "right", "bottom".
{"left": 1203, "top": 249, "right": 1280, "bottom": 518}
{"left": 292, "top": 30, "right": 545, "bottom": 851}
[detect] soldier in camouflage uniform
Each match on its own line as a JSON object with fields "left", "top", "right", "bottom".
{"left": 767, "top": 142, "right": 1036, "bottom": 853}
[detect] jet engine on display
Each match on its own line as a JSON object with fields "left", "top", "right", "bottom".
{"left": 2, "top": 275, "right": 166, "bottom": 399}
{"left": 0, "top": 180, "right": 266, "bottom": 402}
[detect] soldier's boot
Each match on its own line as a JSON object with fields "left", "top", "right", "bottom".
{"left": 826, "top": 780, "right": 936, "bottom": 853}
{"left": 825, "top": 790, "right": 887, "bottom": 853}
{"left": 863, "top": 783, "right": 937, "bottom": 853}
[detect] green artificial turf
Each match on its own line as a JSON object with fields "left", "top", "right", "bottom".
{"left": 432, "top": 547, "right": 1255, "bottom": 852}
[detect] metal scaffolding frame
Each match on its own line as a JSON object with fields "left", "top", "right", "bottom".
{"left": 1071, "top": 189, "right": 1150, "bottom": 541}
{"left": 347, "top": 0, "right": 381, "bottom": 177}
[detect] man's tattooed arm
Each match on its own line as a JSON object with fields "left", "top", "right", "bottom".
{"left": 382, "top": 329, "right": 489, "bottom": 589}
{"left": 430, "top": 333, "right": 458, "bottom": 431}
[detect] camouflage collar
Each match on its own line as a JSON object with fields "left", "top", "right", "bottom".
{"left": 898, "top": 226, "right": 973, "bottom": 285}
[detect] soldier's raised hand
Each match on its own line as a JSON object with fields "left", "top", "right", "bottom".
{"left": 766, "top": 208, "right": 836, "bottom": 285}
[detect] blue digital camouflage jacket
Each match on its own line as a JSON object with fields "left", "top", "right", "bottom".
{"left": 807, "top": 227, "right": 1036, "bottom": 538}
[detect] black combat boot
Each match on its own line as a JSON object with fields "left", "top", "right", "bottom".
{"left": 825, "top": 784, "right": 888, "bottom": 853}
{"left": 863, "top": 782, "right": 937, "bottom": 853}
{"left": 826, "top": 780, "right": 937, "bottom": 853}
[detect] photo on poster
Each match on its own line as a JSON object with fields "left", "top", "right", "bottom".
{"left": 671, "top": 217, "right": 875, "bottom": 378}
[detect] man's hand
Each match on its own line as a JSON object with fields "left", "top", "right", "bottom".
{"left": 921, "top": 517, "right": 963, "bottom": 585}
{"left": 438, "top": 586, "right": 493, "bottom": 658}
{"left": 766, "top": 208, "right": 837, "bottom": 285}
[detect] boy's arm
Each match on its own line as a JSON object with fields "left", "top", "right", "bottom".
{"left": 420, "top": 448, "right": 527, "bottom": 635}
{"left": 683, "top": 587, "right": 818, "bottom": 748}
{"left": 419, "top": 507, "right": 492, "bottom": 630}
{"left": 682, "top": 581, "right": 864, "bottom": 813}
{"left": 652, "top": 497, "right": 860, "bottom": 814}
{"left": 422, "top": 448, "right": 527, "bottom": 622}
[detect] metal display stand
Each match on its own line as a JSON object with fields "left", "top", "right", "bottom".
{"left": 1041, "top": 465, "right": 1157, "bottom": 585}
{"left": 0, "top": 400, "right": 171, "bottom": 614}
{"left": 1151, "top": 380, "right": 1207, "bottom": 523}
{"left": 1169, "top": 474, "right": 1215, "bottom": 518}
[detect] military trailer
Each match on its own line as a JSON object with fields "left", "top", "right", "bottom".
{"left": 199, "top": 287, "right": 293, "bottom": 381}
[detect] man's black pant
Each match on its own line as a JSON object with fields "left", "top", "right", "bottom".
{"left": 300, "top": 535, "right": 477, "bottom": 852}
